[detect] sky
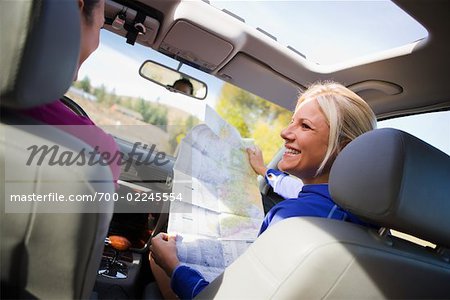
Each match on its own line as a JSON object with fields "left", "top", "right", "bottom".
{"left": 210, "top": 0, "right": 427, "bottom": 65}
{"left": 78, "top": 30, "right": 224, "bottom": 120}
{"left": 78, "top": 0, "right": 449, "bottom": 155}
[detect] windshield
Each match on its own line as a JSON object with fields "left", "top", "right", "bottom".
{"left": 68, "top": 30, "right": 291, "bottom": 162}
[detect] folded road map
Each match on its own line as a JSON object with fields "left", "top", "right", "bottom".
{"left": 168, "top": 105, "right": 264, "bottom": 282}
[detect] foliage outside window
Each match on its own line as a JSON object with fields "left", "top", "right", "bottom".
{"left": 69, "top": 77, "right": 290, "bottom": 163}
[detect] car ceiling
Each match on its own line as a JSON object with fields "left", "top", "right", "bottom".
{"left": 105, "top": 0, "right": 450, "bottom": 119}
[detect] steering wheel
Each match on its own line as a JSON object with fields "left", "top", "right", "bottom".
{"left": 60, "top": 95, "right": 90, "bottom": 118}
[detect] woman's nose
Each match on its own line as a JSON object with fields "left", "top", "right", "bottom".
{"left": 280, "top": 125, "right": 294, "bottom": 141}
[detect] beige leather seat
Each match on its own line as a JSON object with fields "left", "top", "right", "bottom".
{"left": 197, "top": 128, "right": 450, "bottom": 299}
{"left": 1, "top": 1, "right": 114, "bottom": 298}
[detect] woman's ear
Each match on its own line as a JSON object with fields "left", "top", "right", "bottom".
{"left": 78, "top": 0, "right": 84, "bottom": 11}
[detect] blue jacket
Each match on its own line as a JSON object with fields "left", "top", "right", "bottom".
{"left": 170, "top": 169, "right": 365, "bottom": 299}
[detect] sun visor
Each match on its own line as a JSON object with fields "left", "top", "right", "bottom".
{"left": 159, "top": 20, "right": 233, "bottom": 72}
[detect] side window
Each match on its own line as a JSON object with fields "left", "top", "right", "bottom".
{"left": 377, "top": 111, "right": 450, "bottom": 156}
{"left": 378, "top": 110, "right": 449, "bottom": 247}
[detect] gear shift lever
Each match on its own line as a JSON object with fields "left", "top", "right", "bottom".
{"left": 98, "top": 235, "right": 131, "bottom": 279}
{"left": 107, "top": 235, "right": 132, "bottom": 251}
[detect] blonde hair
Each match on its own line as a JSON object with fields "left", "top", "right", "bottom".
{"left": 295, "top": 81, "right": 377, "bottom": 176}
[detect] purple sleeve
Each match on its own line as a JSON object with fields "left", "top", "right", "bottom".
{"left": 21, "top": 100, "right": 121, "bottom": 187}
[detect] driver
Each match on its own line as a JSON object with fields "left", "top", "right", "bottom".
{"left": 19, "top": 0, "right": 121, "bottom": 187}
{"left": 171, "top": 78, "right": 194, "bottom": 95}
{"left": 149, "top": 81, "right": 377, "bottom": 299}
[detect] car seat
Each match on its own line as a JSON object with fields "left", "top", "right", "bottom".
{"left": 1, "top": 1, "right": 114, "bottom": 298}
{"left": 196, "top": 128, "right": 450, "bottom": 299}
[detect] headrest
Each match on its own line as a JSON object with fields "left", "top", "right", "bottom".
{"left": 330, "top": 128, "right": 450, "bottom": 247}
{"left": 0, "top": 0, "right": 80, "bottom": 109}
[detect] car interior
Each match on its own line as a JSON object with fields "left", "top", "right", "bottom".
{"left": 1, "top": 0, "right": 449, "bottom": 299}
{"left": 1, "top": 1, "right": 115, "bottom": 299}
{"left": 199, "top": 128, "right": 450, "bottom": 298}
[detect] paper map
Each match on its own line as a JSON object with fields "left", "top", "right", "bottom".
{"left": 168, "top": 105, "right": 264, "bottom": 282}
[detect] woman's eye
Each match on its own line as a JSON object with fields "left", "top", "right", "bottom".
{"left": 302, "top": 123, "right": 311, "bottom": 129}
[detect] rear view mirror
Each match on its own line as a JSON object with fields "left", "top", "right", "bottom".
{"left": 139, "top": 60, "right": 207, "bottom": 100}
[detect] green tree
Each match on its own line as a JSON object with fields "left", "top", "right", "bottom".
{"left": 79, "top": 76, "right": 91, "bottom": 93}
{"left": 138, "top": 98, "right": 150, "bottom": 120}
{"left": 216, "top": 83, "right": 292, "bottom": 163}
{"left": 146, "top": 104, "right": 168, "bottom": 127}
{"left": 131, "top": 99, "right": 170, "bottom": 130}
{"left": 93, "top": 84, "right": 107, "bottom": 103}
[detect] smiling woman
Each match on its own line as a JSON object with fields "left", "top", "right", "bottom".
{"left": 279, "top": 99, "right": 330, "bottom": 183}
{"left": 259, "top": 81, "right": 377, "bottom": 231}
{"left": 148, "top": 81, "right": 378, "bottom": 300}
{"left": 279, "top": 82, "right": 377, "bottom": 182}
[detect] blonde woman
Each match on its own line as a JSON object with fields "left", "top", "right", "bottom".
{"left": 150, "top": 81, "right": 377, "bottom": 299}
